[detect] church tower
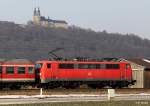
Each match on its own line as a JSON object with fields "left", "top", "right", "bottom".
{"left": 33, "top": 8, "right": 41, "bottom": 25}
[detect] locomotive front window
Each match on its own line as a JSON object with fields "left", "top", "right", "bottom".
{"left": 35, "top": 63, "right": 43, "bottom": 69}
{"left": 6, "top": 67, "right": 14, "bottom": 74}
{"left": 28, "top": 67, "right": 34, "bottom": 74}
{"left": 0, "top": 66, "right": 2, "bottom": 74}
{"left": 18, "top": 67, "right": 25, "bottom": 74}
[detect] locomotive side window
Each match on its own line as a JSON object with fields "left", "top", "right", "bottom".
{"left": 78, "top": 64, "right": 97, "bottom": 69}
{"left": 0, "top": 66, "right": 2, "bottom": 74}
{"left": 78, "top": 64, "right": 119, "bottom": 69}
{"left": 96, "top": 64, "right": 101, "bottom": 69}
{"left": 100, "top": 64, "right": 106, "bottom": 69}
{"left": 88, "top": 64, "right": 97, "bottom": 69}
{"left": 47, "top": 64, "right": 51, "bottom": 68}
{"left": 113, "top": 64, "right": 120, "bottom": 69}
{"left": 18, "top": 67, "right": 25, "bottom": 74}
{"left": 28, "top": 67, "right": 34, "bottom": 74}
{"left": 78, "top": 64, "right": 89, "bottom": 69}
{"left": 106, "top": 64, "right": 120, "bottom": 69}
{"left": 6, "top": 67, "right": 14, "bottom": 74}
{"left": 59, "top": 64, "right": 74, "bottom": 69}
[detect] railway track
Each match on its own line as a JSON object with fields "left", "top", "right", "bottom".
{"left": 0, "top": 88, "right": 150, "bottom": 95}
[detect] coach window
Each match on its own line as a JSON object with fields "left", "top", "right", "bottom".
{"left": 28, "top": 67, "right": 34, "bottom": 74}
{"left": 59, "top": 64, "right": 74, "bottom": 69}
{"left": 6, "top": 67, "right": 14, "bottom": 74}
{"left": 18, "top": 67, "right": 25, "bottom": 74}
{"left": 47, "top": 64, "right": 51, "bottom": 69}
{"left": 0, "top": 66, "right": 2, "bottom": 74}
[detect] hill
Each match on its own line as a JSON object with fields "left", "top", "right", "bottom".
{"left": 0, "top": 21, "right": 150, "bottom": 61}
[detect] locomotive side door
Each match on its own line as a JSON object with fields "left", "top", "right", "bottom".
{"left": 120, "top": 64, "right": 126, "bottom": 80}
{"left": 46, "top": 62, "right": 58, "bottom": 80}
{"left": 120, "top": 63, "right": 128, "bottom": 80}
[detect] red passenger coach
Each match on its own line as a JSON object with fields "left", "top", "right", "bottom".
{"left": 35, "top": 59, "right": 135, "bottom": 89}
{"left": 0, "top": 59, "right": 35, "bottom": 89}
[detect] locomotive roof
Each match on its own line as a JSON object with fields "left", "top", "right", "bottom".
{"left": 36, "top": 60, "right": 129, "bottom": 64}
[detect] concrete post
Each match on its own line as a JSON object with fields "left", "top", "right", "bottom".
{"left": 40, "top": 88, "right": 43, "bottom": 98}
{"left": 108, "top": 89, "right": 115, "bottom": 100}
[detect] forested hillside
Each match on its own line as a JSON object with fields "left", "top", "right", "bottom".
{"left": 0, "top": 21, "right": 150, "bottom": 61}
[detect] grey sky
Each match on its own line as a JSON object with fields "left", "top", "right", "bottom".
{"left": 0, "top": 0, "right": 149, "bottom": 38}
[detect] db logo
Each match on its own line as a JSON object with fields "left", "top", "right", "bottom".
{"left": 88, "top": 72, "right": 92, "bottom": 76}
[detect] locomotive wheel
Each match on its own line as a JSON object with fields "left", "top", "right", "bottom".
{"left": 97, "top": 84, "right": 105, "bottom": 89}
{"left": 48, "top": 82, "right": 60, "bottom": 89}
{"left": 70, "top": 82, "right": 80, "bottom": 89}
{"left": 62, "top": 82, "right": 80, "bottom": 89}
{"left": 110, "top": 85, "right": 117, "bottom": 89}
{"left": 42, "top": 83, "right": 60, "bottom": 89}
{"left": 10, "top": 85, "right": 21, "bottom": 90}
{"left": 87, "top": 84, "right": 97, "bottom": 89}
{"left": 0, "top": 86, "right": 3, "bottom": 90}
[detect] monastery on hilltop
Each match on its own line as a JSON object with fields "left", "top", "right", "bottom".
{"left": 33, "top": 8, "right": 68, "bottom": 29}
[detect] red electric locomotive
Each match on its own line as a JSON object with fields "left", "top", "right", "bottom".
{"left": 35, "top": 59, "right": 135, "bottom": 89}
{"left": 0, "top": 59, "right": 35, "bottom": 89}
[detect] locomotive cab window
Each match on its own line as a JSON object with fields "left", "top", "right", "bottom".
{"left": 6, "top": 67, "right": 14, "bottom": 74}
{"left": 28, "top": 67, "right": 34, "bottom": 74}
{"left": 47, "top": 64, "right": 51, "bottom": 68}
{"left": 0, "top": 66, "right": 2, "bottom": 74}
{"left": 18, "top": 67, "right": 25, "bottom": 74}
{"left": 59, "top": 64, "right": 74, "bottom": 69}
{"left": 126, "top": 64, "right": 130, "bottom": 69}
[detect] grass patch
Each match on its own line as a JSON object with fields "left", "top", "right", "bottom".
{"left": 6, "top": 101, "right": 150, "bottom": 106}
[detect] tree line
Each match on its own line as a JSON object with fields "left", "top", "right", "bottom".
{"left": 0, "top": 21, "right": 149, "bottom": 61}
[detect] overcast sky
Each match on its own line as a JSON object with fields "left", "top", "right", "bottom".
{"left": 0, "top": 0, "right": 149, "bottom": 39}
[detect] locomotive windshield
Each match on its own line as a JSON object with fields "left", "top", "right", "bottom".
{"left": 35, "top": 63, "right": 43, "bottom": 69}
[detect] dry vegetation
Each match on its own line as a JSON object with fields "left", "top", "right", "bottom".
{"left": 0, "top": 21, "right": 150, "bottom": 61}
{"left": 6, "top": 101, "right": 150, "bottom": 106}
